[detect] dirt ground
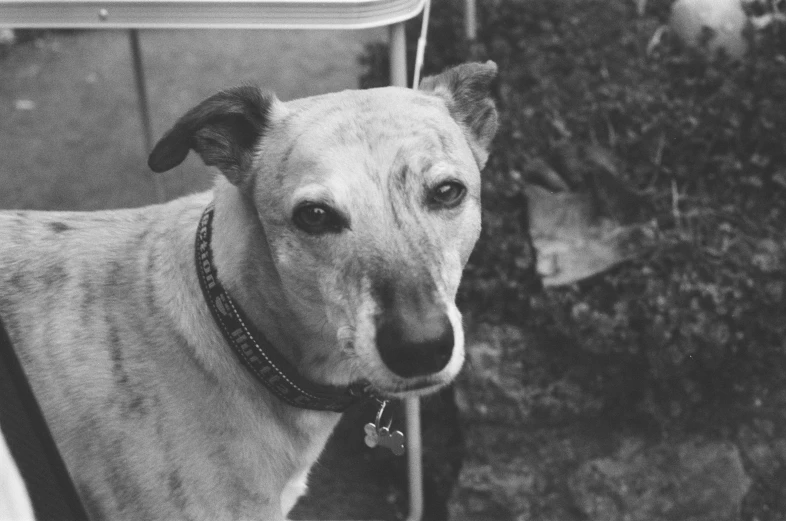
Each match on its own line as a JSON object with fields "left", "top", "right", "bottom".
{"left": 0, "top": 28, "right": 420, "bottom": 520}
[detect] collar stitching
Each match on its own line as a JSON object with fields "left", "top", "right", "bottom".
{"left": 195, "top": 202, "right": 369, "bottom": 411}
{"left": 224, "top": 297, "right": 319, "bottom": 401}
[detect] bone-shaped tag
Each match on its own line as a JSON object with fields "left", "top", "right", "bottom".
{"left": 377, "top": 426, "right": 405, "bottom": 456}
{"left": 363, "top": 400, "right": 406, "bottom": 456}
{"left": 363, "top": 423, "right": 379, "bottom": 448}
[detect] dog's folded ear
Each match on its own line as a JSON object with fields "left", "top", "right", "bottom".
{"left": 419, "top": 61, "right": 499, "bottom": 168}
{"left": 148, "top": 86, "right": 276, "bottom": 186}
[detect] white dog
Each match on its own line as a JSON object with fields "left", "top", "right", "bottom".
{"left": 0, "top": 61, "right": 498, "bottom": 520}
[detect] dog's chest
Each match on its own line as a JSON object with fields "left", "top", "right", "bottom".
{"left": 278, "top": 411, "right": 341, "bottom": 515}
{"left": 281, "top": 469, "right": 310, "bottom": 516}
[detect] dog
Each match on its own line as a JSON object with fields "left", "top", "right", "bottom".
{"left": 0, "top": 61, "right": 498, "bottom": 520}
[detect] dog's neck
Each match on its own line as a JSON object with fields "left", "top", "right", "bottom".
{"left": 208, "top": 181, "right": 344, "bottom": 389}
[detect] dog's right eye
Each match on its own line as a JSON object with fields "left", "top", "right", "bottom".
{"left": 293, "top": 204, "right": 344, "bottom": 234}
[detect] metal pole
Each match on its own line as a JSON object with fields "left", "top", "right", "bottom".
{"left": 389, "top": 23, "right": 408, "bottom": 88}
{"left": 129, "top": 29, "right": 166, "bottom": 204}
{"left": 464, "top": 0, "right": 477, "bottom": 41}
{"left": 389, "top": 22, "right": 424, "bottom": 521}
{"left": 404, "top": 397, "right": 423, "bottom": 521}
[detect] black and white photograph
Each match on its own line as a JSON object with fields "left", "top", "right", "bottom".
{"left": 1, "top": 0, "right": 785, "bottom": 519}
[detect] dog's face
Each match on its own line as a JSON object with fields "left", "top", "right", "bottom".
{"left": 149, "top": 62, "right": 498, "bottom": 398}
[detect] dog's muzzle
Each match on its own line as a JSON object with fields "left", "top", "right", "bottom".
{"left": 374, "top": 280, "right": 454, "bottom": 378}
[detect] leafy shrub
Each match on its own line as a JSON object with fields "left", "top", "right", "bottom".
{"left": 360, "top": 0, "right": 786, "bottom": 515}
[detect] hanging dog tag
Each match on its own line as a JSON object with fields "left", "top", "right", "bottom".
{"left": 377, "top": 426, "right": 405, "bottom": 456}
{"left": 363, "top": 400, "right": 406, "bottom": 456}
{"left": 364, "top": 422, "right": 380, "bottom": 448}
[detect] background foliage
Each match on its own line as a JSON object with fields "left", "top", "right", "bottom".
{"left": 361, "top": 0, "right": 786, "bottom": 516}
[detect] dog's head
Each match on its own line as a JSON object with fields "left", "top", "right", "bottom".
{"left": 149, "top": 62, "right": 498, "bottom": 398}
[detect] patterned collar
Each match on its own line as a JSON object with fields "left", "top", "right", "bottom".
{"left": 195, "top": 202, "right": 373, "bottom": 412}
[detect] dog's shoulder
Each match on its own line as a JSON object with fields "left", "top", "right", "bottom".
{"left": 0, "top": 207, "right": 147, "bottom": 252}
{"left": 0, "top": 208, "right": 146, "bottom": 292}
{"left": 0, "top": 197, "right": 204, "bottom": 327}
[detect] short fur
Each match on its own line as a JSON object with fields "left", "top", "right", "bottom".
{"left": 0, "top": 61, "right": 498, "bottom": 520}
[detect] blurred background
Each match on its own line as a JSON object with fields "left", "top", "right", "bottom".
{"left": 2, "top": 0, "right": 786, "bottom": 519}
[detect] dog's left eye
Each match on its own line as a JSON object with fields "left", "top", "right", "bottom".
{"left": 293, "top": 204, "right": 344, "bottom": 234}
{"left": 428, "top": 181, "right": 466, "bottom": 209}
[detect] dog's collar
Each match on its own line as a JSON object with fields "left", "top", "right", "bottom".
{"left": 195, "top": 202, "right": 373, "bottom": 412}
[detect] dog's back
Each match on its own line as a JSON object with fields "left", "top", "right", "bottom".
{"left": 0, "top": 196, "right": 247, "bottom": 520}
{"left": 0, "top": 202, "right": 190, "bottom": 381}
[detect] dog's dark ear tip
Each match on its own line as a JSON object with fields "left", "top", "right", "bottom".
{"left": 146, "top": 87, "right": 274, "bottom": 182}
{"left": 147, "top": 149, "right": 169, "bottom": 173}
{"left": 147, "top": 154, "right": 165, "bottom": 173}
{"left": 147, "top": 137, "right": 189, "bottom": 173}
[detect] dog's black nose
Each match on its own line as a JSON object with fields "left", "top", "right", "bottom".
{"left": 376, "top": 312, "right": 454, "bottom": 378}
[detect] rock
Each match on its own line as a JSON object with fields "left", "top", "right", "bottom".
{"left": 448, "top": 325, "right": 606, "bottom": 521}
{"left": 454, "top": 324, "right": 602, "bottom": 425}
{"left": 569, "top": 438, "right": 752, "bottom": 521}
{"left": 448, "top": 426, "right": 601, "bottom": 521}
{"left": 451, "top": 456, "right": 535, "bottom": 520}
{"left": 670, "top": 0, "right": 749, "bottom": 59}
{"left": 449, "top": 325, "right": 756, "bottom": 521}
